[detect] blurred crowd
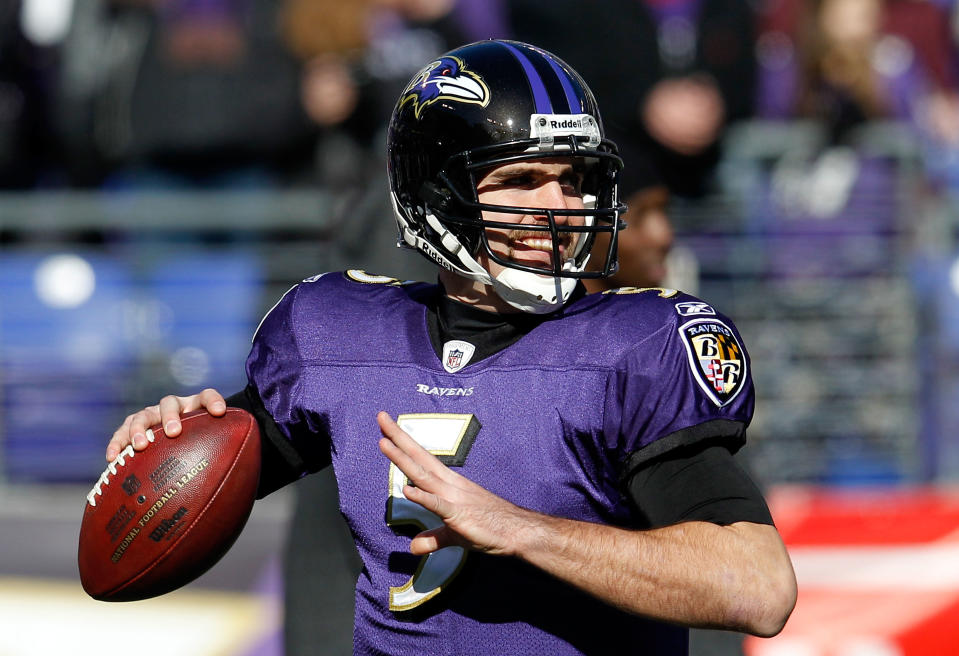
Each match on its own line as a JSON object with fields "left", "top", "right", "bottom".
{"left": 0, "top": 0, "right": 500, "bottom": 191}
{"left": 1, "top": 0, "right": 957, "bottom": 202}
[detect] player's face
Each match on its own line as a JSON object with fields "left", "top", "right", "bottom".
{"left": 474, "top": 158, "right": 587, "bottom": 277}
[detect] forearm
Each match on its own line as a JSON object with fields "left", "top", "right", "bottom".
{"left": 514, "top": 514, "right": 796, "bottom": 637}
{"left": 376, "top": 412, "right": 797, "bottom": 636}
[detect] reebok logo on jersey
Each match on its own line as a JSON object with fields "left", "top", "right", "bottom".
{"left": 675, "top": 301, "right": 715, "bottom": 317}
{"left": 416, "top": 384, "right": 474, "bottom": 397}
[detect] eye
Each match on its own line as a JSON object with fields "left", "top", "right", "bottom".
{"left": 560, "top": 172, "right": 585, "bottom": 195}
{"left": 492, "top": 173, "right": 531, "bottom": 187}
{"left": 441, "top": 68, "right": 451, "bottom": 76}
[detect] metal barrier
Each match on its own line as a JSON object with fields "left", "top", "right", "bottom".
{"left": 686, "top": 121, "right": 932, "bottom": 486}
{"left": 0, "top": 190, "right": 339, "bottom": 484}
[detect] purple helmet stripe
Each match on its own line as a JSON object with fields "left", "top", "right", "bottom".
{"left": 536, "top": 48, "right": 580, "bottom": 113}
{"left": 499, "top": 41, "right": 552, "bottom": 114}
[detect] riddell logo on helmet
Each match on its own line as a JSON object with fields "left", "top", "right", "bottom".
{"left": 530, "top": 114, "right": 600, "bottom": 145}
{"left": 421, "top": 241, "right": 455, "bottom": 271}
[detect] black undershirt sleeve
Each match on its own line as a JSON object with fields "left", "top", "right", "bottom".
{"left": 626, "top": 443, "right": 775, "bottom": 529}
{"left": 225, "top": 385, "right": 331, "bottom": 499}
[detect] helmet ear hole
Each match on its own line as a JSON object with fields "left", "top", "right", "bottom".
{"left": 418, "top": 182, "right": 454, "bottom": 212}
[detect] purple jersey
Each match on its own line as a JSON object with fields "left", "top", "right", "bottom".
{"left": 246, "top": 270, "right": 754, "bottom": 655}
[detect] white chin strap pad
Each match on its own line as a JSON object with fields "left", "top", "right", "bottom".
{"left": 395, "top": 199, "right": 582, "bottom": 315}
{"left": 493, "top": 268, "right": 578, "bottom": 314}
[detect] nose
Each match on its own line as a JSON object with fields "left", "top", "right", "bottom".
{"left": 531, "top": 180, "right": 578, "bottom": 225}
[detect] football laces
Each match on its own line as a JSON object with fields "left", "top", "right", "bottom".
{"left": 85, "top": 429, "right": 156, "bottom": 507}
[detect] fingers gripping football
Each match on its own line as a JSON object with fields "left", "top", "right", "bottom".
{"left": 376, "top": 411, "right": 535, "bottom": 558}
{"left": 106, "top": 388, "right": 226, "bottom": 461}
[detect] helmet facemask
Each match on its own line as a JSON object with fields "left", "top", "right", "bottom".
{"left": 401, "top": 126, "right": 625, "bottom": 313}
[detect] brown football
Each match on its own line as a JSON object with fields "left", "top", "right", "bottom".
{"left": 78, "top": 407, "right": 261, "bottom": 601}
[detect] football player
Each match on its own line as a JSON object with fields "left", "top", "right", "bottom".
{"left": 107, "top": 40, "right": 796, "bottom": 654}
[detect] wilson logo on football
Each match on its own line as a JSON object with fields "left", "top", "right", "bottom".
{"left": 149, "top": 507, "right": 189, "bottom": 542}
{"left": 679, "top": 319, "right": 747, "bottom": 407}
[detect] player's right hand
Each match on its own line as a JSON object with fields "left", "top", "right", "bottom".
{"left": 106, "top": 388, "right": 226, "bottom": 461}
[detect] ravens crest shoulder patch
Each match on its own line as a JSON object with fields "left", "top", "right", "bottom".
{"left": 679, "top": 319, "right": 747, "bottom": 407}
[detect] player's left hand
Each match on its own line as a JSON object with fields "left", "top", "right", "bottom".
{"left": 377, "top": 411, "right": 536, "bottom": 558}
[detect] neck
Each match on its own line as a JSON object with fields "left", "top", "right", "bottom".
{"left": 438, "top": 269, "right": 519, "bottom": 314}
{"left": 581, "top": 277, "right": 611, "bottom": 295}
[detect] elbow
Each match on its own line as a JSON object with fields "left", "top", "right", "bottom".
{"left": 742, "top": 560, "right": 798, "bottom": 638}
{"left": 722, "top": 523, "right": 798, "bottom": 637}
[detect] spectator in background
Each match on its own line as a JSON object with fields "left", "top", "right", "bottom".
{"left": 753, "top": 0, "right": 959, "bottom": 215}
{"left": 756, "top": 0, "right": 959, "bottom": 145}
{"left": 279, "top": 0, "right": 504, "bottom": 190}
{"left": 54, "top": 0, "right": 150, "bottom": 187}
{"left": 0, "top": 0, "right": 60, "bottom": 189}
{"left": 584, "top": 152, "right": 675, "bottom": 292}
{"left": 277, "top": 0, "right": 503, "bottom": 270}
{"left": 508, "top": 0, "right": 758, "bottom": 198}
{"left": 55, "top": 0, "right": 309, "bottom": 189}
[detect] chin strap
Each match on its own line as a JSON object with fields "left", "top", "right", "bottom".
{"left": 492, "top": 268, "right": 577, "bottom": 314}
{"left": 392, "top": 194, "right": 582, "bottom": 314}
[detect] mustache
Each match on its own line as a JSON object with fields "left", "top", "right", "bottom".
{"left": 508, "top": 229, "right": 575, "bottom": 245}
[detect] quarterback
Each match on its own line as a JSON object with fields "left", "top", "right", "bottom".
{"left": 108, "top": 40, "right": 796, "bottom": 654}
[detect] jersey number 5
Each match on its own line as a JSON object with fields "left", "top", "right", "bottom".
{"left": 386, "top": 413, "right": 480, "bottom": 611}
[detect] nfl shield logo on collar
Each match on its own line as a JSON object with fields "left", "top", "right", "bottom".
{"left": 442, "top": 340, "right": 475, "bottom": 374}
